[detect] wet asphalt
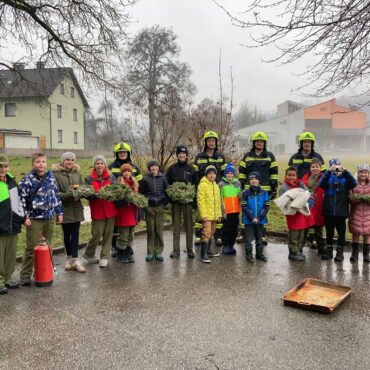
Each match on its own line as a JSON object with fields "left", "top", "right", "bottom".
{"left": 1, "top": 231, "right": 370, "bottom": 370}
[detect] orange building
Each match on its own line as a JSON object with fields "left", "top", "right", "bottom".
{"left": 304, "top": 99, "right": 366, "bottom": 152}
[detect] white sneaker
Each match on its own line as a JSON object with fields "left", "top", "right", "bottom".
{"left": 72, "top": 259, "right": 86, "bottom": 273}
{"left": 99, "top": 259, "right": 108, "bottom": 268}
{"left": 65, "top": 256, "right": 73, "bottom": 271}
{"left": 82, "top": 253, "right": 99, "bottom": 264}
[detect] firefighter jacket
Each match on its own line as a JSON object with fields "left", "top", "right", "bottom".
{"left": 238, "top": 149, "right": 278, "bottom": 192}
{"left": 193, "top": 150, "right": 226, "bottom": 185}
{"left": 108, "top": 158, "right": 142, "bottom": 181}
{"left": 288, "top": 150, "right": 326, "bottom": 179}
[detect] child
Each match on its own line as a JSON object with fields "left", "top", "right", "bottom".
{"left": 218, "top": 163, "right": 241, "bottom": 255}
{"left": 139, "top": 160, "right": 168, "bottom": 262}
{"left": 197, "top": 165, "right": 222, "bottom": 263}
{"left": 19, "top": 153, "right": 63, "bottom": 286}
{"left": 53, "top": 152, "right": 85, "bottom": 273}
{"left": 241, "top": 172, "right": 269, "bottom": 263}
{"left": 0, "top": 155, "right": 25, "bottom": 294}
{"left": 349, "top": 163, "right": 370, "bottom": 263}
{"left": 301, "top": 159, "right": 327, "bottom": 255}
{"left": 320, "top": 158, "right": 356, "bottom": 262}
{"left": 83, "top": 155, "right": 117, "bottom": 268}
{"left": 278, "top": 166, "right": 314, "bottom": 262}
{"left": 115, "top": 163, "right": 139, "bottom": 263}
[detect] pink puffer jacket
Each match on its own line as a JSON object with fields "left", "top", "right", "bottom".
{"left": 349, "top": 181, "right": 370, "bottom": 234}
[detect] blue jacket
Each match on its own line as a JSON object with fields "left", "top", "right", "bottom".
{"left": 18, "top": 170, "right": 63, "bottom": 219}
{"left": 319, "top": 170, "right": 356, "bottom": 217}
{"left": 241, "top": 186, "right": 269, "bottom": 225}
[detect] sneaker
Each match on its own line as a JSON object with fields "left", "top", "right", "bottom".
{"left": 72, "top": 259, "right": 86, "bottom": 273}
{"left": 127, "top": 246, "right": 134, "bottom": 255}
{"left": 99, "top": 259, "right": 109, "bottom": 268}
{"left": 146, "top": 254, "right": 154, "bottom": 262}
{"left": 288, "top": 253, "right": 305, "bottom": 262}
{"left": 170, "top": 250, "right": 180, "bottom": 259}
{"left": 246, "top": 254, "right": 255, "bottom": 263}
{"left": 262, "top": 237, "right": 268, "bottom": 246}
{"left": 20, "top": 276, "right": 31, "bottom": 286}
{"left": 65, "top": 256, "right": 73, "bottom": 271}
{"left": 229, "top": 245, "right": 237, "bottom": 255}
{"left": 83, "top": 253, "right": 99, "bottom": 264}
{"left": 0, "top": 286, "right": 8, "bottom": 295}
{"left": 208, "top": 250, "right": 220, "bottom": 257}
{"left": 215, "top": 238, "right": 223, "bottom": 247}
{"left": 5, "top": 281, "right": 19, "bottom": 289}
{"left": 187, "top": 250, "right": 195, "bottom": 259}
{"left": 155, "top": 254, "right": 164, "bottom": 262}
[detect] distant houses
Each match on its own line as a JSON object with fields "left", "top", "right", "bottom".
{"left": 235, "top": 99, "right": 368, "bottom": 155}
{"left": 0, "top": 63, "right": 89, "bottom": 152}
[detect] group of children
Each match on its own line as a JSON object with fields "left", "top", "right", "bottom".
{"left": 1, "top": 148, "right": 370, "bottom": 294}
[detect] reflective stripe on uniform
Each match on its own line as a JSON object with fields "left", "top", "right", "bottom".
{"left": 270, "top": 174, "right": 278, "bottom": 180}
{"left": 245, "top": 157, "right": 271, "bottom": 162}
{"left": 292, "top": 159, "right": 303, "bottom": 164}
{"left": 239, "top": 161, "right": 246, "bottom": 168}
{"left": 303, "top": 158, "right": 313, "bottom": 163}
{"left": 197, "top": 159, "right": 208, "bottom": 164}
{"left": 243, "top": 184, "right": 271, "bottom": 191}
{"left": 270, "top": 161, "right": 278, "bottom": 168}
{"left": 221, "top": 164, "right": 227, "bottom": 170}
{"left": 239, "top": 173, "right": 247, "bottom": 179}
{"left": 193, "top": 165, "right": 199, "bottom": 171}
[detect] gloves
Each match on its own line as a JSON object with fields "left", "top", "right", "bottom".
{"left": 308, "top": 197, "right": 315, "bottom": 209}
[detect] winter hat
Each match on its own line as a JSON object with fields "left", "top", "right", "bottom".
{"left": 357, "top": 163, "right": 370, "bottom": 172}
{"left": 93, "top": 155, "right": 107, "bottom": 166}
{"left": 61, "top": 152, "right": 76, "bottom": 164}
{"left": 120, "top": 163, "right": 133, "bottom": 173}
{"left": 147, "top": 159, "right": 160, "bottom": 170}
{"left": 176, "top": 145, "right": 188, "bottom": 156}
{"left": 248, "top": 171, "right": 261, "bottom": 181}
{"left": 205, "top": 165, "right": 217, "bottom": 175}
{"left": 329, "top": 158, "right": 341, "bottom": 167}
{"left": 224, "top": 163, "right": 236, "bottom": 175}
{"left": 0, "top": 154, "right": 9, "bottom": 166}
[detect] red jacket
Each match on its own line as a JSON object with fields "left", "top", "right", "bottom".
{"left": 281, "top": 179, "right": 314, "bottom": 230}
{"left": 115, "top": 178, "right": 138, "bottom": 227}
{"left": 85, "top": 168, "right": 117, "bottom": 221}
{"left": 301, "top": 172, "right": 325, "bottom": 227}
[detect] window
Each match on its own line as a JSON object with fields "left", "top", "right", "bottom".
{"left": 73, "top": 108, "right": 77, "bottom": 121}
{"left": 74, "top": 131, "right": 78, "bottom": 144}
{"left": 57, "top": 105, "right": 62, "bottom": 118}
{"left": 5, "top": 103, "right": 16, "bottom": 117}
{"left": 70, "top": 87, "right": 75, "bottom": 98}
{"left": 60, "top": 83, "right": 65, "bottom": 95}
{"left": 58, "top": 130, "right": 63, "bottom": 143}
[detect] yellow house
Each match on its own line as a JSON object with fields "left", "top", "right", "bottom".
{"left": 0, "top": 63, "right": 89, "bottom": 150}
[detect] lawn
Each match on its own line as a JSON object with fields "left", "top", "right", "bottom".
{"left": 7, "top": 153, "right": 370, "bottom": 255}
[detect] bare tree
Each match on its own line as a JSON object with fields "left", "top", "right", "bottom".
{"left": 215, "top": 0, "right": 370, "bottom": 96}
{"left": 0, "top": 0, "right": 137, "bottom": 89}
{"left": 123, "top": 25, "right": 196, "bottom": 155}
{"left": 234, "top": 101, "right": 267, "bottom": 129}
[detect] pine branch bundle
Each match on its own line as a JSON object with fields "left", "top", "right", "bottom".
{"left": 166, "top": 182, "right": 195, "bottom": 204}
{"left": 67, "top": 185, "right": 96, "bottom": 198}
{"left": 125, "top": 191, "right": 148, "bottom": 208}
{"left": 352, "top": 194, "right": 370, "bottom": 202}
{"left": 97, "top": 183, "right": 131, "bottom": 201}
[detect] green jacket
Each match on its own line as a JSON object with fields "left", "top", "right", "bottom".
{"left": 52, "top": 163, "right": 84, "bottom": 224}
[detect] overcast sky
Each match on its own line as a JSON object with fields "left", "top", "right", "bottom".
{"left": 126, "top": 0, "right": 315, "bottom": 115}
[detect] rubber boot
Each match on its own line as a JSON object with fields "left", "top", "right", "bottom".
{"left": 350, "top": 242, "right": 359, "bottom": 262}
{"left": 207, "top": 240, "right": 220, "bottom": 257}
{"left": 322, "top": 245, "right": 333, "bottom": 260}
{"left": 363, "top": 244, "right": 370, "bottom": 263}
{"left": 288, "top": 252, "right": 305, "bottom": 262}
{"left": 317, "top": 244, "right": 327, "bottom": 256}
{"left": 245, "top": 244, "right": 254, "bottom": 263}
{"left": 334, "top": 245, "right": 344, "bottom": 262}
{"left": 256, "top": 246, "right": 267, "bottom": 262}
{"left": 200, "top": 242, "right": 210, "bottom": 263}
{"left": 117, "top": 248, "right": 129, "bottom": 264}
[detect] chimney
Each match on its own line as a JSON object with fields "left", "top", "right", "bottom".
{"left": 36, "top": 61, "right": 45, "bottom": 69}
{"left": 13, "top": 62, "right": 25, "bottom": 71}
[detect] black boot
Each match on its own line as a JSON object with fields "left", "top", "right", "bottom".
{"left": 350, "top": 242, "right": 359, "bottom": 262}
{"left": 334, "top": 245, "right": 344, "bottom": 262}
{"left": 363, "top": 244, "right": 370, "bottom": 263}
{"left": 207, "top": 240, "right": 220, "bottom": 257}
{"left": 116, "top": 247, "right": 129, "bottom": 263}
{"left": 245, "top": 244, "right": 254, "bottom": 263}
{"left": 256, "top": 246, "right": 267, "bottom": 262}
{"left": 317, "top": 244, "right": 327, "bottom": 256}
{"left": 200, "top": 242, "right": 210, "bottom": 263}
{"left": 322, "top": 245, "right": 333, "bottom": 260}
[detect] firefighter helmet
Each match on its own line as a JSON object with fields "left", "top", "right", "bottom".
{"left": 113, "top": 142, "right": 132, "bottom": 154}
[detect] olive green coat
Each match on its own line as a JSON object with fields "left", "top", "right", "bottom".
{"left": 52, "top": 163, "right": 84, "bottom": 224}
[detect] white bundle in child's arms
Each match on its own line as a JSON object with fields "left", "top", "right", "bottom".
{"left": 274, "top": 188, "right": 311, "bottom": 216}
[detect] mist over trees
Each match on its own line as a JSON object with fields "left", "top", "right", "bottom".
{"left": 234, "top": 101, "right": 267, "bottom": 129}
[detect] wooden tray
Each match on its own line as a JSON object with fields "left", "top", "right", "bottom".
{"left": 282, "top": 278, "right": 352, "bottom": 313}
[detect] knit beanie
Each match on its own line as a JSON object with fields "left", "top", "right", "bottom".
{"left": 147, "top": 159, "right": 160, "bottom": 170}
{"left": 224, "top": 163, "right": 236, "bottom": 175}
{"left": 61, "top": 152, "right": 76, "bottom": 164}
{"left": 205, "top": 165, "right": 217, "bottom": 175}
{"left": 120, "top": 163, "right": 133, "bottom": 173}
{"left": 0, "top": 154, "right": 9, "bottom": 166}
{"left": 248, "top": 171, "right": 261, "bottom": 181}
{"left": 93, "top": 155, "right": 107, "bottom": 166}
{"left": 176, "top": 145, "right": 188, "bottom": 156}
{"left": 329, "top": 158, "right": 341, "bottom": 167}
{"left": 357, "top": 163, "right": 370, "bottom": 172}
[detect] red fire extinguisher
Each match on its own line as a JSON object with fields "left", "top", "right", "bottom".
{"left": 34, "top": 236, "right": 54, "bottom": 287}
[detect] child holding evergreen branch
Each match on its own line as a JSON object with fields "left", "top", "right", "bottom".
{"left": 349, "top": 163, "right": 370, "bottom": 263}
{"left": 114, "top": 164, "right": 139, "bottom": 263}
